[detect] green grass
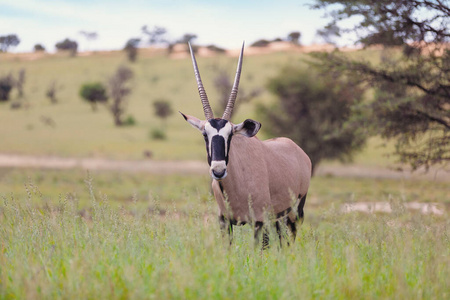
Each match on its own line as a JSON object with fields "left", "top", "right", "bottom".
{"left": 0, "top": 50, "right": 305, "bottom": 160}
{"left": 0, "top": 49, "right": 395, "bottom": 166}
{"left": 0, "top": 169, "right": 448, "bottom": 299}
{"left": 1, "top": 49, "right": 448, "bottom": 298}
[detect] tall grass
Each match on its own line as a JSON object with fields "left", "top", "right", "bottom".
{"left": 1, "top": 173, "right": 448, "bottom": 299}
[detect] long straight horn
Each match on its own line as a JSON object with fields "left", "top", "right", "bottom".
{"left": 222, "top": 42, "right": 245, "bottom": 121}
{"left": 189, "top": 43, "right": 214, "bottom": 120}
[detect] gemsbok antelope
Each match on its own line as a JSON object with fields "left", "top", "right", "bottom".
{"left": 180, "top": 43, "right": 312, "bottom": 247}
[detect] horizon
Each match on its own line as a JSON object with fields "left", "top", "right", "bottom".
{"left": 0, "top": 0, "right": 351, "bottom": 53}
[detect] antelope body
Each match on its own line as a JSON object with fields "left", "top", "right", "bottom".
{"left": 181, "top": 43, "right": 311, "bottom": 245}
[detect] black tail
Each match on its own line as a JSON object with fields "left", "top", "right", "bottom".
{"left": 297, "top": 193, "right": 307, "bottom": 222}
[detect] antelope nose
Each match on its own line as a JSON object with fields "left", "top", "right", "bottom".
{"left": 212, "top": 169, "right": 227, "bottom": 180}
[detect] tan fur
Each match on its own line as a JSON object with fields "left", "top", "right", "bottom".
{"left": 212, "top": 134, "right": 311, "bottom": 223}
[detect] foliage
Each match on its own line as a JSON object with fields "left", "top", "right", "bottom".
{"left": 287, "top": 31, "right": 301, "bottom": 44}
{"left": 206, "top": 44, "right": 226, "bottom": 53}
{"left": 16, "top": 69, "right": 25, "bottom": 98}
{"left": 213, "top": 68, "right": 261, "bottom": 118}
{"left": 258, "top": 66, "right": 366, "bottom": 174}
{"left": 0, "top": 73, "right": 14, "bottom": 101}
{"left": 46, "top": 81, "right": 59, "bottom": 104}
{"left": 79, "top": 82, "right": 108, "bottom": 111}
{"left": 123, "top": 38, "right": 140, "bottom": 62}
{"left": 250, "top": 39, "right": 271, "bottom": 47}
{"left": 123, "top": 115, "right": 137, "bottom": 126}
{"left": 34, "top": 44, "right": 46, "bottom": 52}
{"left": 311, "top": 0, "right": 450, "bottom": 170}
{"left": 150, "top": 127, "right": 167, "bottom": 140}
{"left": 141, "top": 25, "right": 167, "bottom": 45}
{"left": 55, "top": 38, "right": 78, "bottom": 56}
{"left": 178, "top": 33, "right": 197, "bottom": 44}
{"left": 107, "top": 66, "right": 134, "bottom": 126}
{"left": 153, "top": 99, "right": 173, "bottom": 120}
{"left": 79, "top": 31, "right": 98, "bottom": 41}
{"left": 0, "top": 34, "right": 20, "bottom": 52}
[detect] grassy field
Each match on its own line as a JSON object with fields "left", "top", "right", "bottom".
{"left": 1, "top": 49, "right": 448, "bottom": 298}
{"left": 0, "top": 169, "right": 449, "bottom": 299}
{"left": 0, "top": 50, "right": 302, "bottom": 160}
{"left": 0, "top": 49, "right": 396, "bottom": 166}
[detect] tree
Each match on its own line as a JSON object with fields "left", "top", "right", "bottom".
{"left": 79, "top": 31, "right": 98, "bottom": 51}
{"left": 0, "top": 34, "right": 20, "bottom": 52}
{"left": 79, "top": 82, "right": 108, "bottom": 111}
{"left": 178, "top": 33, "right": 197, "bottom": 44}
{"left": 257, "top": 66, "right": 366, "bottom": 174}
{"left": 213, "top": 68, "right": 261, "bottom": 118}
{"left": 15, "top": 69, "right": 26, "bottom": 99}
{"left": 55, "top": 38, "right": 78, "bottom": 56}
{"left": 311, "top": 0, "right": 450, "bottom": 170}
{"left": 123, "top": 38, "right": 140, "bottom": 62}
{"left": 46, "top": 81, "right": 59, "bottom": 104}
{"left": 0, "top": 73, "right": 14, "bottom": 101}
{"left": 287, "top": 31, "right": 301, "bottom": 45}
{"left": 142, "top": 25, "right": 167, "bottom": 45}
{"left": 34, "top": 44, "right": 46, "bottom": 52}
{"left": 107, "top": 66, "right": 134, "bottom": 126}
{"left": 153, "top": 99, "right": 173, "bottom": 138}
{"left": 153, "top": 99, "right": 173, "bottom": 125}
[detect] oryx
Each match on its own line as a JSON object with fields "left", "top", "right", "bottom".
{"left": 180, "top": 43, "right": 311, "bottom": 247}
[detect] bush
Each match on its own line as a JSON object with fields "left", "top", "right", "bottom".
{"left": 206, "top": 45, "right": 226, "bottom": 53}
{"left": 123, "top": 115, "right": 136, "bottom": 126}
{"left": 153, "top": 99, "right": 173, "bottom": 121}
{"left": 257, "top": 66, "right": 366, "bottom": 174}
{"left": 79, "top": 82, "right": 108, "bottom": 111}
{"left": 124, "top": 38, "right": 140, "bottom": 62}
{"left": 34, "top": 44, "right": 45, "bottom": 52}
{"left": 0, "top": 73, "right": 14, "bottom": 101}
{"left": 250, "top": 39, "right": 271, "bottom": 47}
{"left": 55, "top": 38, "right": 78, "bottom": 56}
{"left": 150, "top": 128, "right": 166, "bottom": 140}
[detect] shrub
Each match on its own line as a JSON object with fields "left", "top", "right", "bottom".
{"left": 153, "top": 99, "right": 173, "bottom": 122}
{"left": 34, "top": 44, "right": 45, "bottom": 52}
{"left": 123, "top": 38, "right": 140, "bottom": 62}
{"left": 0, "top": 73, "right": 14, "bottom": 101}
{"left": 257, "top": 66, "right": 366, "bottom": 174}
{"left": 55, "top": 38, "right": 78, "bottom": 56}
{"left": 123, "top": 115, "right": 136, "bottom": 126}
{"left": 250, "top": 39, "right": 271, "bottom": 47}
{"left": 108, "top": 66, "right": 134, "bottom": 126}
{"left": 79, "top": 82, "right": 108, "bottom": 111}
{"left": 150, "top": 128, "right": 166, "bottom": 140}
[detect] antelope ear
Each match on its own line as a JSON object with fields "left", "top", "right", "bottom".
{"left": 179, "top": 112, "right": 205, "bottom": 131}
{"left": 233, "top": 119, "right": 261, "bottom": 137}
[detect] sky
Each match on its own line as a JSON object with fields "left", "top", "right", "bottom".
{"left": 0, "top": 0, "right": 335, "bottom": 53}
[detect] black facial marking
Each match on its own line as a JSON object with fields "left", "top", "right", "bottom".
{"left": 226, "top": 132, "right": 233, "bottom": 164}
{"left": 209, "top": 118, "right": 229, "bottom": 130}
{"left": 211, "top": 135, "right": 226, "bottom": 161}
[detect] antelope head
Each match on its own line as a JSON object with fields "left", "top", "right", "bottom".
{"left": 180, "top": 43, "right": 261, "bottom": 180}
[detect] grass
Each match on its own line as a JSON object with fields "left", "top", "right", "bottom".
{"left": 1, "top": 49, "right": 448, "bottom": 298}
{"left": 0, "top": 169, "right": 449, "bottom": 299}
{"left": 0, "top": 50, "right": 303, "bottom": 160}
{"left": 0, "top": 49, "right": 395, "bottom": 166}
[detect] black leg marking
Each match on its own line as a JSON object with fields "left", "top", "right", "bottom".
{"left": 287, "top": 218, "right": 297, "bottom": 241}
{"left": 275, "top": 220, "right": 283, "bottom": 248}
{"left": 219, "top": 215, "right": 233, "bottom": 244}
{"left": 254, "top": 221, "right": 269, "bottom": 250}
